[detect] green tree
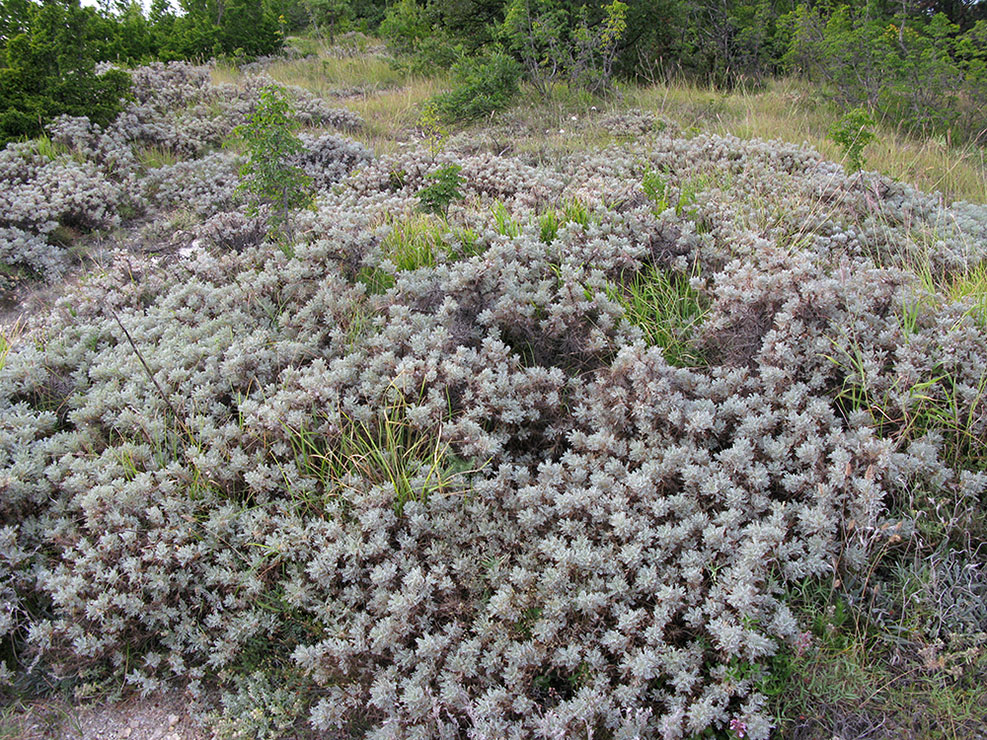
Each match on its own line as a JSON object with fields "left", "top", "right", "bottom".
{"left": 0, "top": 0, "right": 33, "bottom": 49}
{"left": 417, "top": 164, "right": 463, "bottom": 217}
{"left": 499, "top": 0, "right": 628, "bottom": 95}
{"left": 305, "top": 0, "right": 352, "bottom": 43}
{"left": 155, "top": 0, "right": 280, "bottom": 59}
{"left": 783, "top": 3, "right": 984, "bottom": 139}
{"left": 218, "top": 0, "right": 280, "bottom": 56}
{"left": 430, "top": 48, "right": 522, "bottom": 120}
{"left": 232, "top": 85, "right": 313, "bottom": 251}
{"left": 0, "top": 0, "right": 130, "bottom": 145}
{"left": 828, "top": 106, "right": 876, "bottom": 173}
{"left": 378, "top": 0, "right": 431, "bottom": 55}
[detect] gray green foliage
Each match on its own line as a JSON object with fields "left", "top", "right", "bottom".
{"left": 2, "top": 59, "right": 987, "bottom": 740}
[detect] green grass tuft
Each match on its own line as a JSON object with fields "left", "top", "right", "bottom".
{"left": 607, "top": 264, "right": 708, "bottom": 367}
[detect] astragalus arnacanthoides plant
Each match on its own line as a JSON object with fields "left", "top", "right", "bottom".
{"left": 1, "top": 69, "right": 986, "bottom": 740}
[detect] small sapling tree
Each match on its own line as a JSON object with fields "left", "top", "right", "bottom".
{"left": 417, "top": 164, "right": 463, "bottom": 219}
{"left": 829, "top": 107, "right": 876, "bottom": 174}
{"left": 232, "top": 85, "right": 313, "bottom": 252}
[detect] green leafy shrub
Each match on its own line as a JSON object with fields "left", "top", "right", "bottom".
{"left": 429, "top": 49, "right": 521, "bottom": 122}
{"left": 377, "top": 0, "right": 431, "bottom": 56}
{"left": 828, "top": 107, "right": 876, "bottom": 174}
{"left": 231, "top": 85, "right": 313, "bottom": 249}
{"left": 784, "top": 5, "right": 987, "bottom": 141}
{"left": 406, "top": 31, "right": 465, "bottom": 76}
{"left": 0, "top": 0, "right": 131, "bottom": 146}
{"left": 500, "top": 0, "right": 627, "bottom": 95}
{"left": 416, "top": 163, "right": 463, "bottom": 217}
{"left": 153, "top": 0, "right": 282, "bottom": 60}
{"left": 306, "top": 0, "right": 353, "bottom": 44}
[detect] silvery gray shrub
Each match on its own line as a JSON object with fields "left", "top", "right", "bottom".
{"left": 1, "top": 63, "right": 986, "bottom": 740}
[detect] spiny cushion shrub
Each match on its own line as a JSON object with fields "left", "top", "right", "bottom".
{"left": 2, "top": 89, "right": 987, "bottom": 740}
{"left": 0, "top": 61, "right": 363, "bottom": 282}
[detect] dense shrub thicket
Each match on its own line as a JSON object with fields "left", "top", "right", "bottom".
{"left": 3, "top": 1, "right": 987, "bottom": 142}
{"left": 1, "top": 61, "right": 986, "bottom": 738}
{"left": 0, "top": 0, "right": 286, "bottom": 144}
{"left": 0, "top": 0, "right": 131, "bottom": 144}
{"left": 378, "top": 0, "right": 987, "bottom": 137}
{"left": 0, "top": 60, "right": 361, "bottom": 281}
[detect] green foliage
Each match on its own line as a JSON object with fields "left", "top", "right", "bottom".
{"left": 500, "top": 0, "right": 628, "bottom": 95}
{"left": 357, "top": 213, "right": 484, "bottom": 294}
{"left": 417, "top": 103, "right": 448, "bottom": 159}
{"left": 642, "top": 168, "right": 708, "bottom": 217}
{"left": 676, "top": 0, "right": 784, "bottom": 87}
{"left": 0, "top": 0, "right": 131, "bottom": 146}
{"left": 828, "top": 107, "right": 876, "bottom": 174}
{"left": 377, "top": 0, "right": 430, "bottom": 55}
{"left": 30, "top": 134, "right": 71, "bottom": 161}
{"left": 642, "top": 167, "right": 672, "bottom": 211}
{"left": 134, "top": 143, "right": 180, "bottom": 170}
{"left": 416, "top": 164, "right": 463, "bottom": 218}
{"left": 231, "top": 85, "right": 313, "bottom": 250}
{"left": 381, "top": 213, "right": 442, "bottom": 271}
{"left": 607, "top": 264, "right": 708, "bottom": 367}
{"left": 449, "top": 226, "right": 484, "bottom": 259}
{"left": 784, "top": 4, "right": 987, "bottom": 141}
{"left": 538, "top": 198, "right": 591, "bottom": 243}
{"left": 0, "top": 321, "right": 20, "bottom": 373}
{"left": 539, "top": 209, "right": 560, "bottom": 244}
{"left": 948, "top": 262, "right": 987, "bottom": 329}
{"left": 151, "top": 0, "right": 281, "bottom": 61}
{"left": 284, "top": 391, "right": 480, "bottom": 517}
{"left": 406, "top": 30, "right": 465, "bottom": 75}
{"left": 305, "top": 0, "right": 352, "bottom": 43}
{"left": 540, "top": 198, "right": 592, "bottom": 244}
{"left": 430, "top": 49, "right": 522, "bottom": 122}
{"left": 492, "top": 200, "right": 522, "bottom": 237}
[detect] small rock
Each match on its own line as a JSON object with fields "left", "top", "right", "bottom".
{"left": 168, "top": 714, "right": 180, "bottom": 726}
{"left": 122, "top": 729, "right": 132, "bottom": 738}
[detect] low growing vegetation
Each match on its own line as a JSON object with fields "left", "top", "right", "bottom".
{"left": 1, "top": 7, "right": 987, "bottom": 739}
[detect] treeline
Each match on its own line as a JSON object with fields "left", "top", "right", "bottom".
{"left": 0, "top": 0, "right": 289, "bottom": 143}
{"left": 386, "top": 0, "right": 987, "bottom": 140}
{"left": 1, "top": 0, "right": 986, "bottom": 146}
{"left": 385, "top": 0, "right": 987, "bottom": 87}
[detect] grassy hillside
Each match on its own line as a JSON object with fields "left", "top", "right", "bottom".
{"left": 1, "top": 39, "right": 986, "bottom": 740}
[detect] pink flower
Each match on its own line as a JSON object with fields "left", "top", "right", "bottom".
{"left": 730, "top": 717, "right": 747, "bottom": 738}
{"left": 795, "top": 630, "right": 813, "bottom": 657}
